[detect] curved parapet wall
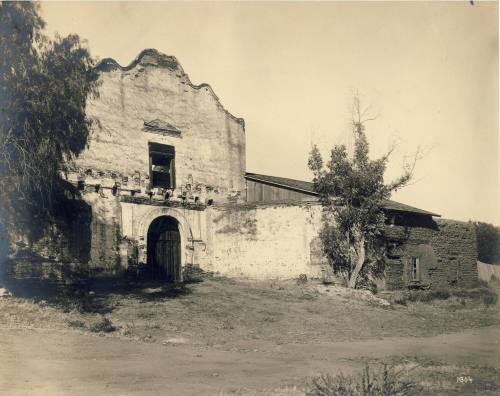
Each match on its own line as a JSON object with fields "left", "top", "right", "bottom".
{"left": 71, "top": 48, "right": 246, "bottom": 205}
{"left": 95, "top": 49, "right": 245, "bottom": 126}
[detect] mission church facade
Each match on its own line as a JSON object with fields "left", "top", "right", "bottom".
{"left": 11, "top": 49, "right": 478, "bottom": 290}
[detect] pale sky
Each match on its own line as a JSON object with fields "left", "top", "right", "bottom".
{"left": 40, "top": 1, "right": 499, "bottom": 225}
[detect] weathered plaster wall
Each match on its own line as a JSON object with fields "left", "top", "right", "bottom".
{"left": 385, "top": 218, "right": 478, "bottom": 290}
{"left": 206, "top": 203, "right": 327, "bottom": 279}
{"left": 69, "top": 49, "right": 246, "bottom": 204}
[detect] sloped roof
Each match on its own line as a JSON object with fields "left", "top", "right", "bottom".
{"left": 246, "top": 172, "right": 316, "bottom": 194}
{"left": 245, "top": 172, "right": 440, "bottom": 217}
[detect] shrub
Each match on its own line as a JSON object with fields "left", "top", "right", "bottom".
{"left": 89, "top": 317, "right": 116, "bottom": 333}
{"left": 397, "top": 285, "right": 496, "bottom": 306}
{"left": 66, "top": 319, "right": 86, "bottom": 329}
{"left": 452, "top": 286, "right": 497, "bottom": 306}
{"left": 430, "top": 288, "right": 450, "bottom": 300}
{"left": 391, "top": 292, "right": 407, "bottom": 306}
{"left": 183, "top": 264, "right": 209, "bottom": 284}
{"left": 306, "top": 364, "right": 418, "bottom": 396}
{"left": 407, "top": 288, "right": 450, "bottom": 303}
{"left": 480, "top": 288, "right": 498, "bottom": 306}
{"left": 407, "top": 291, "right": 432, "bottom": 303}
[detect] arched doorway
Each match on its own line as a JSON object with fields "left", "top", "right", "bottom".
{"left": 147, "top": 216, "right": 181, "bottom": 282}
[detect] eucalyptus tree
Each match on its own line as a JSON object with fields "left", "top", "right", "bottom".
{"left": 0, "top": 1, "right": 99, "bottom": 242}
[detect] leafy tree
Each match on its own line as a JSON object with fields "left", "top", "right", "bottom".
{"left": 0, "top": 2, "right": 99, "bottom": 246}
{"left": 308, "top": 98, "right": 414, "bottom": 289}
{"left": 474, "top": 222, "right": 500, "bottom": 264}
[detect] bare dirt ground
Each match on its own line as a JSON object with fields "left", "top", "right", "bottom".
{"left": 0, "top": 277, "right": 499, "bottom": 395}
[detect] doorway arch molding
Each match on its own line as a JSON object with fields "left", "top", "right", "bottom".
{"left": 136, "top": 206, "right": 194, "bottom": 271}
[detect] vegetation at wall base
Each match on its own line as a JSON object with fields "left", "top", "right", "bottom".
{"left": 390, "top": 284, "right": 497, "bottom": 307}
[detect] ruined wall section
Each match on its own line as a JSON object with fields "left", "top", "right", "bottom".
{"left": 429, "top": 219, "right": 478, "bottom": 287}
{"left": 69, "top": 49, "right": 246, "bottom": 204}
{"left": 207, "top": 202, "right": 327, "bottom": 279}
{"left": 385, "top": 218, "right": 478, "bottom": 290}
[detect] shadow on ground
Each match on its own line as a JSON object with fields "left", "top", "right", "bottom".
{"left": 4, "top": 277, "right": 194, "bottom": 314}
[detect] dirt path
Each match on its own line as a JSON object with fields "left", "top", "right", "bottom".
{"left": 0, "top": 325, "right": 498, "bottom": 395}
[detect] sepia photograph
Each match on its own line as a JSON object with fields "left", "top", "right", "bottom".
{"left": 0, "top": 1, "right": 498, "bottom": 395}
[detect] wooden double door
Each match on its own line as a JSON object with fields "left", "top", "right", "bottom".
{"left": 147, "top": 217, "right": 181, "bottom": 282}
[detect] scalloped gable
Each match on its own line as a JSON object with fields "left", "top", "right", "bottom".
{"left": 95, "top": 49, "right": 244, "bottom": 126}
{"left": 96, "top": 49, "right": 180, "bottom": 72}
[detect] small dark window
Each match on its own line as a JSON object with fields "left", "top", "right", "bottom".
{"left": 149, "top": 142, "right": 175, "bottom": 189}
{"left": 411, "top": 257, "right": 420, "bottom": 280}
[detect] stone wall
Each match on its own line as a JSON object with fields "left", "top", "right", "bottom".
{"left": 385, "top": 217, "right": 478, "bottom": 290}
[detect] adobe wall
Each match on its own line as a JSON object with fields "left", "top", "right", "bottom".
{"left": 206, "top": 204, "right": 478, "bottom": 287}
{"left": 68, "top": 49, "right": 246, "bottom": 205}
{"left": 206, "top": 202, "right": 327, "bottom": 279}
{"left": 385, "top": 217, "right": 478, "bottom": 290}
{"left": 4, "top": 193, "right": 479, "bottom": 289}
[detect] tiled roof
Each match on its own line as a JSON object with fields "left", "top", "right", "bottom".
{"left": 245, "top": 172, "right": 440, "bottom": 217}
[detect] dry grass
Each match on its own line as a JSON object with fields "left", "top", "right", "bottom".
{"left": 0, "top": 276, "right": 498, "bottom": 347}
{"left": 306, "top": 364, "right": 419, "bottom": 396}
{"left": 362, "top": 356, "right": 500, "bottom": 396}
